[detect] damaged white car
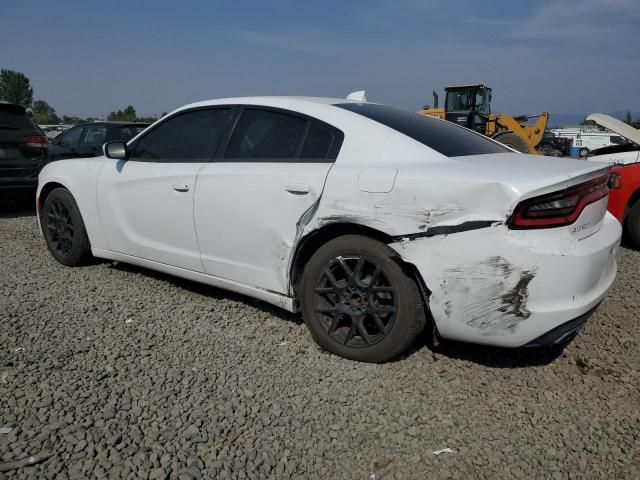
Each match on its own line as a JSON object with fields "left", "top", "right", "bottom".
{"left": 37, "top": 96, "right": 622, "bottom": 362}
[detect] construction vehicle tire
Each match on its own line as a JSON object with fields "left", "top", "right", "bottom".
{"left": 493, "top": 132, "right": 530, "bottom": 154}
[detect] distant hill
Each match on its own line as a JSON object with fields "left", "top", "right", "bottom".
{"left": 549, "top": 111, "right": 640, "bottom": 128}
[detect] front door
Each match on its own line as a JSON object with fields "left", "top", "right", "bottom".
{"left": 97, "top": 107, "right": 235, "bottom": 272}
{"left": 194, "top": 107, "right": 343, "bottom": 294}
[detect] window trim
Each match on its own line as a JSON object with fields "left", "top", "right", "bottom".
{"left": 215, "top": 105, "right": 344, "bottom": 163}
{"left": 125, "top": 104, "right": 345, "bottom": 164}
{"left": 127, "top": 106, "right": 238, "bottom": 163}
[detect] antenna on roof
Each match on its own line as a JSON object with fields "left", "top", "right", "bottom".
{"left": 346, "top": 90, "right": 367, "bottom": 102}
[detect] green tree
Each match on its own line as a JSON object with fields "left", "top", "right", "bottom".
{"left": 62, "top": 115, "right": 85, "bottom": 125}
{"left": 31, "top": 100, "right": 61, "bottom": 125}
{"left": 624, "top": 111, "right": 633, "bottom": 125}
{"left": 136, "top": 115, "right": 158, "bottom": 123}
{"left": 0, "top": 69, "right": 34, "bottom": 108}
{"left": 107, "top": 105, "right": 137, "bottom": 121}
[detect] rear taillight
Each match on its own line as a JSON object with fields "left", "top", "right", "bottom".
{"left": 22, "top": 135, "right": 48, "bottom": 149}
{"left": 509, "top": 174, "right": 609, "bottom": 229}
{"left": 608, "top": 172, "right": 621, "bottom": 190}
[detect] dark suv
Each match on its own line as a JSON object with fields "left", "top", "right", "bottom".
{"left": 49, "top": 122, "right": 149, "bottom": 161}
{"left": 0, "top": 102, "right": 49, "bottom": 194}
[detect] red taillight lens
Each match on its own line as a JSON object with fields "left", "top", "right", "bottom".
{"left": 22, "top": 135, "right": 48, "bottom": 149}
{"left": 509, "top": 174, "right": 609, "bottom": 229}
{"left": 608, "top": 172, "right": 621, "bottom": 190}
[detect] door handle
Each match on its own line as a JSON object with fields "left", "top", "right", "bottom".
{"left": 285, "top": 183, "right": 310, "bottom": 194}
{"left": 172, "top": 182, "right": 190, "bottom": 192}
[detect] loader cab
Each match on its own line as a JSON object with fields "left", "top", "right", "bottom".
{"left": 444, "top": 84, "right": 492, "bottom": 133}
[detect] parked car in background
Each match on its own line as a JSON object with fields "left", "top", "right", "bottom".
{"left": 37, "top": 96, "right": 621, "bottom": 362}
{"left": 539, "top": 132, "right": 572, "bottom": 157}
{"left": 586, "top": 113, "right": 640, "bottom": 247}
{"left": 0, "top": 102, "right": 49, "bottom": 196}
{"left": 48, "top": 122, "right": 149, "bottom": 161}
{"left": 41, "top": 125, "right": 69, "bottom": 139}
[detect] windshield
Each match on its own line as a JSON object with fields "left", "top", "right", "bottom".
{"left": 475, "top": 88, "right": 490, "bottom": 116}
{"left": 336, "top": 103, "right": 509, "bottom": 157}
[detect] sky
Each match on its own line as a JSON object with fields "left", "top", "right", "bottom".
{"left": 1, "top": 0, "right": 639, "bottom": 119}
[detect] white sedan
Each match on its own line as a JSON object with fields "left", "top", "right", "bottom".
{"left": 37, "top": 95, "right": 622, "bottom": 362}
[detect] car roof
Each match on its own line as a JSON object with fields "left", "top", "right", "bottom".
{"left": 179, "top": 95, "right": 353, "bottom": 110}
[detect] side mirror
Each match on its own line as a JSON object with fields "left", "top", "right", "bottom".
{"left": 104, "top": 141, "right": 128, "bottom": 159}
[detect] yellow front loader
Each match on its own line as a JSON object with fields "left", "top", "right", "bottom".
{"left": 418, "top": 84, "right": 548, "bottom": 154}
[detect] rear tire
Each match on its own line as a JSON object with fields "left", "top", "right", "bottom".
{"left": 626, "top": 200, "right": 640, "bottom": 248}
{"left": 299, "top": 235, "right": 426, "bottom": 363}
{"left": 579, "top": 147, "right": 589, "bottom": 158}
{"left": 493, "top": 132, "right": 530, "bottom": 154}
{"left": 42, "top": 188, "right": 93, "bottom": 266}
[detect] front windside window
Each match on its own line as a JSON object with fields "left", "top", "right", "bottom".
{"left": 335, "top": 103, "right": 510, "bottom": 157}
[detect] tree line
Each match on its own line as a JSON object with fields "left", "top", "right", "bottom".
{"left": 3, "top": 67, "right": 640, "bottom": 129}
{"left": 0, "top": 68, "right": 164, "bottom": 125}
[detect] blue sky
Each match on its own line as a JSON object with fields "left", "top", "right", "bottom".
{"left": 1, "top": 0, "right": 638, "bottom": 118}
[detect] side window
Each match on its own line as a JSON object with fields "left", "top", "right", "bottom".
{"left": 81, "top": 125, "right": 107, "bottom": 145}
{"left": 225, "top": 109, "right": 306, "bottom": 160}
{"left": 131, "top": 109, "right": 232, "bottom": 162}
{"left": 300, "top": 123, "right": 334, "bottom": 160}
{"left": 610, "top": 136, "right": 625, "bottom": 145}
{"left": 119, "top": 126, "right": 140, "bottom": 141}
{"left": 60, "top": 126, "right": 84, "bottom": 146}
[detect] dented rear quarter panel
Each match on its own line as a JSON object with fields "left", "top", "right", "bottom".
{"left": 298, "top": 128, "right": 617, "bottom": 345}
{"left": 388, "top": 209, "right": 620, "bottom": 347}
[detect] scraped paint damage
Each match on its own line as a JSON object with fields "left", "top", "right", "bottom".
{"left": 439, "top": 256, "right": 536, "bottom": 335}
{"left": 314, "top": 200, "right": 469, "bottom": 234}
{"left": 287, "top": 195, "right": 534, "bottom": 337}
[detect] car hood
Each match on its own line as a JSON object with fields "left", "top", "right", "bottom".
{"left": 586, "top": 113, "right": 640, "bottom": 145}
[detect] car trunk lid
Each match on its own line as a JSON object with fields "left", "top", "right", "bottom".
{"left": 449, "top": 153, "right": 611, "bottom": 240}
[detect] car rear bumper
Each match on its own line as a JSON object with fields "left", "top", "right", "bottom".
{"left": 524, "top": 304, "right": 599, "bottom": 347}
{"left": 389, "top": 212, "right": 622, "bottom": 348}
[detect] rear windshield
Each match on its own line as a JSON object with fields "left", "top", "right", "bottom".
{"left": 336, "top": 103, "right": 510, "bottom": 157}
{"left": 0, "top": 109, "right": 37, "bottom": 131}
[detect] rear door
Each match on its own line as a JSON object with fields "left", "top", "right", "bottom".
{"left": 97, "top": 107, "right": 235, "bottom": 271}
{"left": 194, "top": 106, "right": 343, "bottom": 294}
{"left": 0, "top": 104, "right": 47, "bottom": 185}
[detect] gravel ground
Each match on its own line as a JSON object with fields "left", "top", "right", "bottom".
{"left": 1, "top": 201, "right": 639, "bottom": 479}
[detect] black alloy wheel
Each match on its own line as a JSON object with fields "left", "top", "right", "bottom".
{"left": 313, "top": 255, "right": 397, "bottom": 347}
{"left": 300, "top": 235, "right": 426, "bottom": 362}
{"left": 42, "top": 188, "right": 92, "bottom": 266}
{"left": 45, "top": 199, "right": 75, "bottom": 257}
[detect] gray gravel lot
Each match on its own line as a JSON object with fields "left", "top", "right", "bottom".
{"left": 1, "top": 202, "right": 639, "bottom": 479}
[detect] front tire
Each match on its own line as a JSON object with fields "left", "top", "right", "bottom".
{"left": 42, "top": 188, "right": 92, "bottom": 266}
{"left": 579, "top": 147, "right": 589, "bottom": 158}
{"left": 299, "top": 235, "right": 426, "bottom": 362}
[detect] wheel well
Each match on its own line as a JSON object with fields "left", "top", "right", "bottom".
{"left": 624, "top": 188, "right": 640, "bottom": 219}
{"left": 290, "top": 223, "right": 391, "bottom": 292}
{"left": 289, "top": 222, "right": 429, "bottom": 297}
{"left": 37, "top": 182, "right": 67, "bottom": 212}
